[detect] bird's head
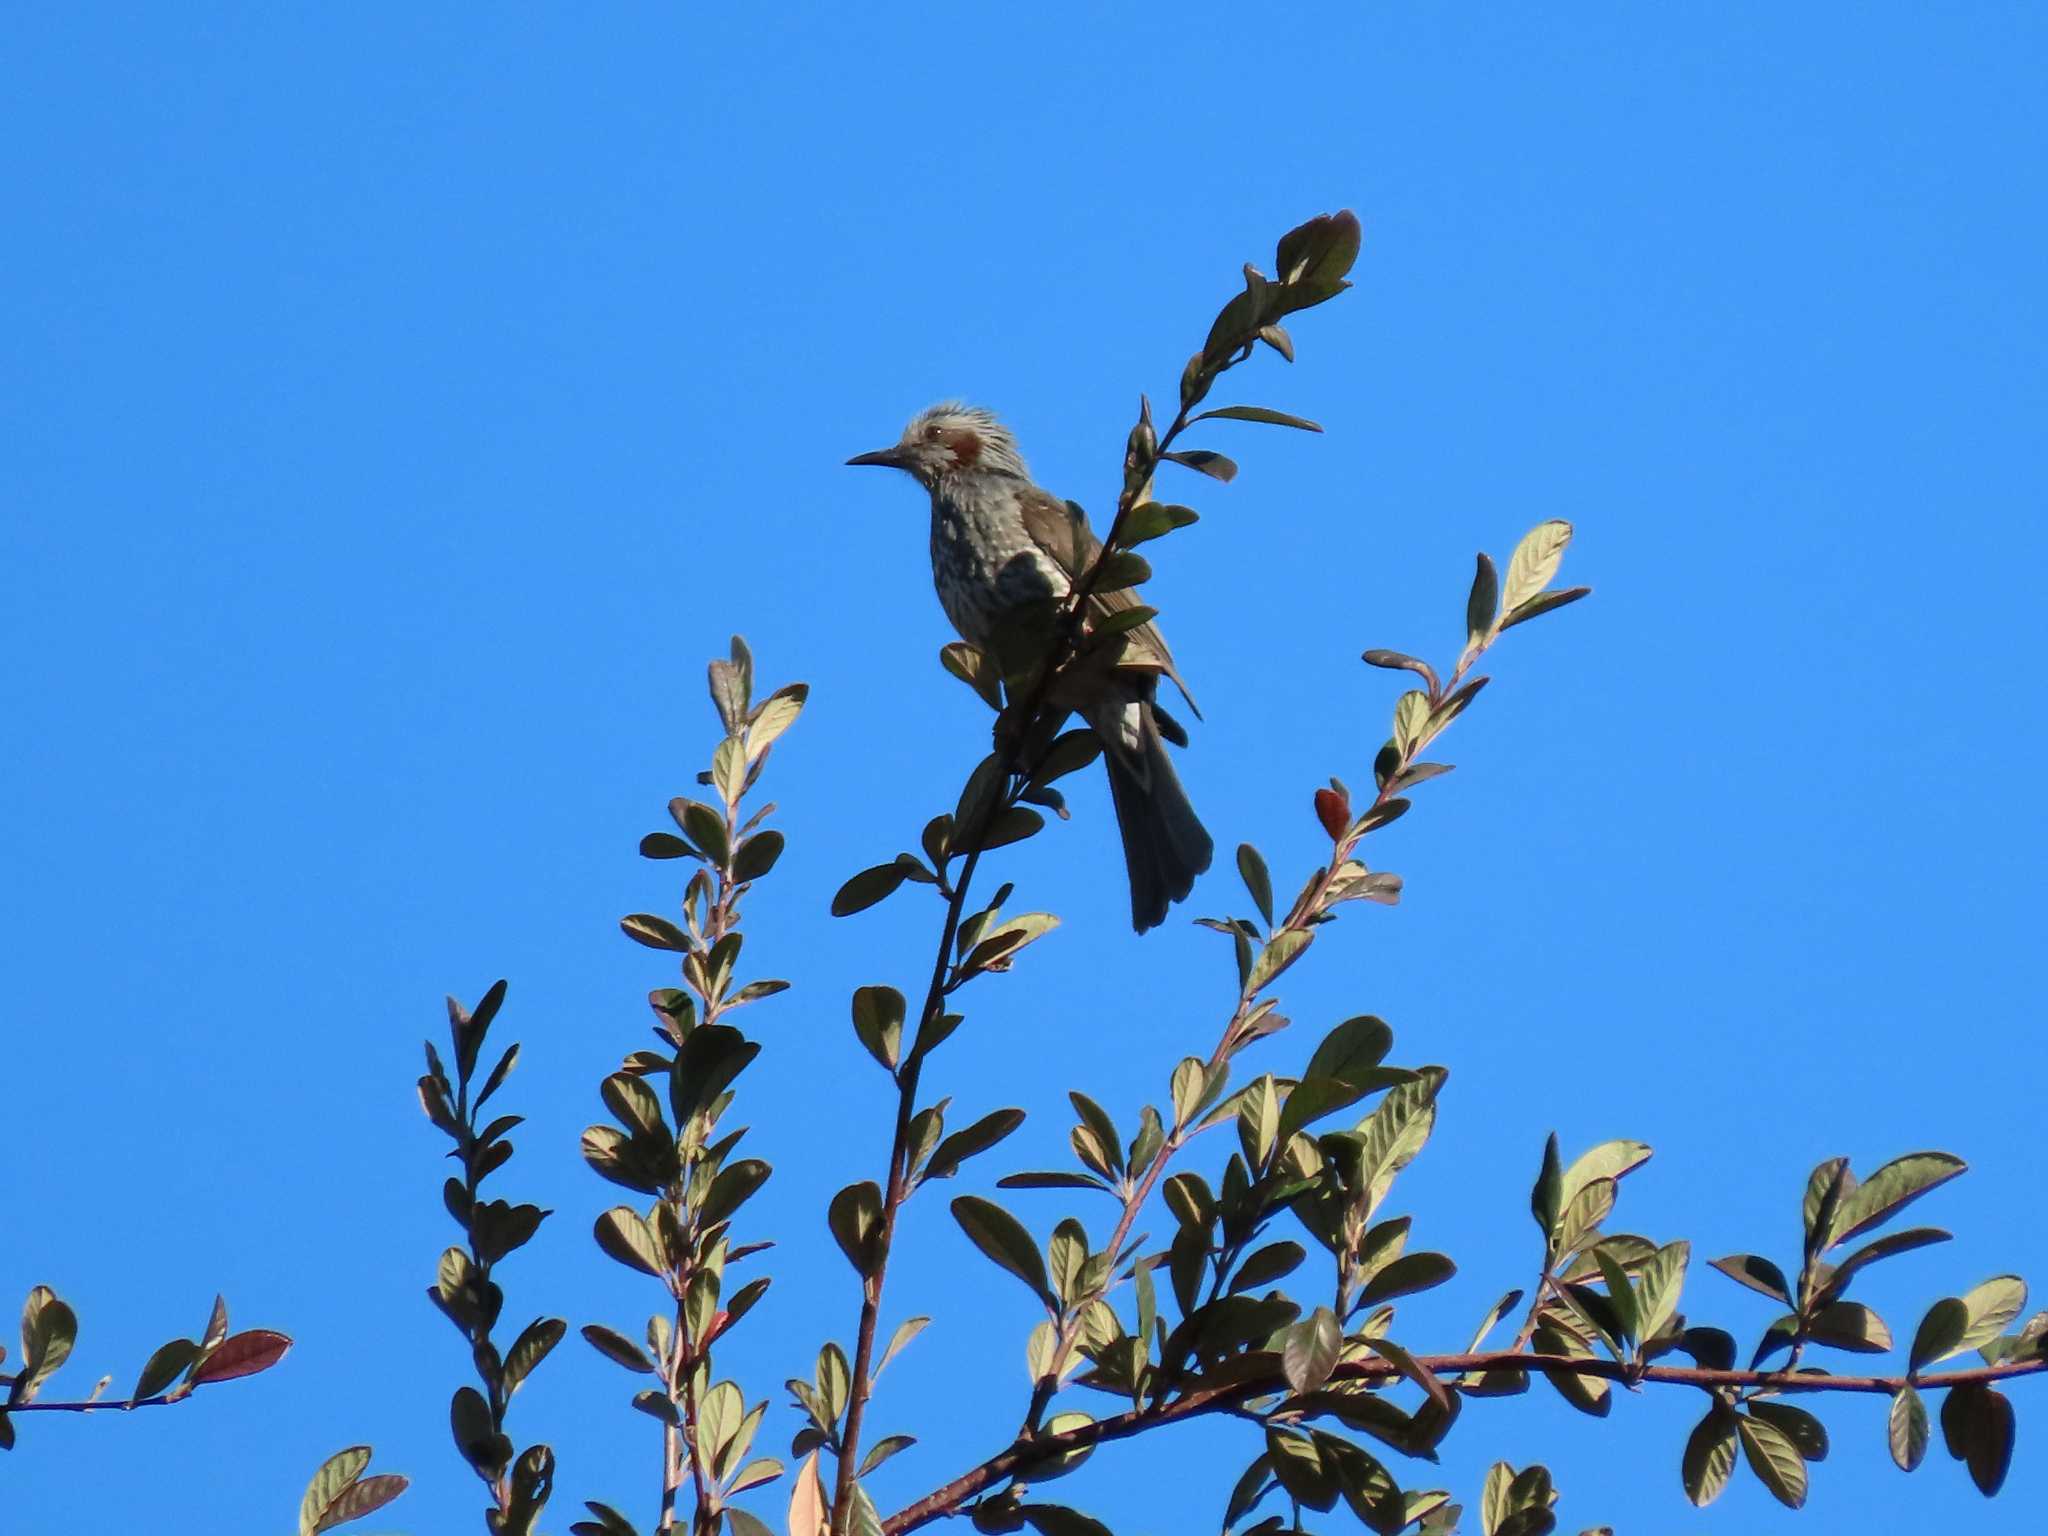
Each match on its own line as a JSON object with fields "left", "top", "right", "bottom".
{"left": 846, "top": 403, "right": 1030, "bottom": 489}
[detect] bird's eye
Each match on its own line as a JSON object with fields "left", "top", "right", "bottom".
{"left": 924, "top": 421, "right": 943, "bottom": 441}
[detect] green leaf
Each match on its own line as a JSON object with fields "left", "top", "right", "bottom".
{"left": 1677, "top": 1325, "right": 1736, "bottom": 1371}
{"left": 997, "top": 1171, "right": 1111, "bottom": 1193}
{"left": 1236, "top": 844, "right": 1274, "bottom": 927}
{"left": 1465, "top": 552, "right": 1500, "bottom": 648}
{"left": 300, "top": 1447, "right": 408, "bottom": 1535}
{"left": 1681, "top": 1405, "right": 1738, "bottom": 1507}
{"left": 680, "top": 801, "right": 729, "bottom": 866}
{"left": 1551, "top": 1177, "right": 1615, "bottom": 1261}
{"left": 1067, "top": 1093, "right": 1124, "bottom": 1179}
{"left": 746, "top": 681, "right": 807, "bottom": 759}
{"left": 1557, "top": 1140, "right": 1652, "bottom": 1214}
{"left": 1190, "top": 404, "right": 1324, "bottom": 432}
{"left": 593, "top": 1208, "right": 665, "bottom": 1278}
{"left": 1231, "top": 1240, "right": 1307, "bottom": 1294}
{"left": 1708, "top": 1253, "right": 1793, "bottom": 1306}
{"left": 1264, "top": 1427, "right": 1338, "bottom": 1512}
{"left": 1091, "top": 551, "right": 1151, "bottom": 592}
{"left": 1910, "top": 1296, "right": 1970, "bottom": 1371}
{"left": 1466, "top": 1290, "right": 1526, "bottom": 1353}
{"left": 1592, "top": 1247, "right": 1637, "bottom": 1348}
{"left": 1831, "top": 1152, "right": 1966, "bottom": 1247}
{"left": 603, "top": 1071, "right": 666, "bottom": 1138}
{"left": 1634, "top": 1241, "right": 1690, "bottom": 1343}
{"left": 671, "top": 1023, "right": 757, "bottom": 1124}
{"left": 1275, "top": 209, "right": 1362, "bottom": 289}
{"left": 574, "top": 1500, "right": 641, "bottom": 1536}
{"left": 131, "top": 1338, "right": 199, "bottom": 1403}
{"left": 1499, "top": 521, "right": 1573, "bottom": 616}
{"left": 1943, "top": 1383, "right": 2015, "bottom": 1497}
{"left": 950, "top": 1196, "right": 1054, "bottom": 1309}
{"left": 1017, "top": 1504, "right": 1113, "bottom": 1536}
{"left": 700, "top": 1158, "right": 771, "bottom": 1228}
{"left": 1479, "top": 1462, "right": 1513, "bottom": 1536}
{"left": 632, "top": 1388, "right": 680, "bottom": 1425}
{"left": 1091, "top": 605, "right": 1157, "bottom": 638}
{"left": 1748, "top": 1400, "right": 1828, "bottom": 1462}
{"left": 732, "top": 830, "right": 786, "bottom": 882}
{"left": 829, "top": 1182, "right": 885, "bottom": 1278}
{"left": 1531, "top": 1133, "right": 1563, "bottom": 1239}
{"left": 1498, "top": 586, "right": 1591, "bottom": 632}
{"left": 1269, "top": 1024, "right": 1400, "bottom": 1146}
{"left": 1738, "top": 1412, "right": 1808, "bottom": 1509}
{"left": 1889, "top": 1384, "right": 1929, "bottom": 1471}
{"left": 876, "top": 1315, "right": 930, "bottom": 1379}
{"left": 1956, "top": 1275, "right": 2028, "bottom": 1354}
{"left": 1223, "top": 1454, "right": 1273, "bottom": 1527}
{"left": 940, "top": 641, "right": 1004, "bottom": 710}
{"left": 832, "top": 864, "right": 907, "bottom": 917}
{"left": 1827, "top": 1226, "right": 1951, "bottom": 1294}
{"left": 1162, "top": 449, "right": 1237, "bottom": 482}
{"left": 1281, "top": 1307, "right": 1341, "bottom": 1396}
{"left": 500, "top": 1318, "right": 564, "bottom": 1397}
{"left": 1362, "top": 1333, "right": 1448, "bottom": 1411}
{"left": 620, "top": 913, "right": 691, "bottom": 952}
{"left": 1119, "top": 502, "right": 1199, "bottom": 545}
{"left": 1806, "top": 1301, "right": 1892, "bottom": 1354}
{"left": 299, "top": 1446, "right": 370, "bottom": 1536}
{"left": 580, "top": 1324, "right": 656, "bottom": 1374}
{"left": 1391, "top": 689, "right": 1430, "bottom": 756}
{"left": 926, "top": 1108, "right": 1026, "bottom": 1181}
{"left": 1245, "top": 929, "right": 1311, "bottom": 994}
{"left": 1358, "top": 1251, "right": 1456, "bottom": 1306}
{"left": 851, "top": 986, "right": 905, "bottom": 1073}
{"left": 1532, "top": 1325, "right": 1609, "bottom": 1418}
{"left": 1361, "top": 650, "right": 1441, "bottom": 700}
{"left": 858, "top": 1435, "right": 916, "bottom": 1478}
{"left": 17, "top": 1287, "right": 76, "bottom": 1398}
{"left": 962, "top": 912, "right": 1061, "bottom": 975}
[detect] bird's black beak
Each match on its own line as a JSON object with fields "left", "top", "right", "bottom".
{"left": 846, "top": 447, "right": 909, "bottom": 469}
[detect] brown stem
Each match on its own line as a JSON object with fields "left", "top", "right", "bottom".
{"left": 885, "top": 1351, "right": 2048, "bottom": 1534}
{"left": 832, "top": 829, "right": 998, "bottom": 1530}
{"left": 677, "top": 1340, "right": 715, "bottom": 1536}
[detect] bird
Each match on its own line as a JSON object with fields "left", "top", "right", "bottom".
{"left": 847, "top": 403, "right": 1213, "bottom": 932}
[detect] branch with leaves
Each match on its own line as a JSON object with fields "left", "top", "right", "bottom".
{"left": 574, "top": 640, "right": 806, "bottom": 1536}
{"left": 816, "top": 213, "right": 1368, "bottom": 1536}
{"left": 0, "top": 1284, "right": 290, "bottom": 1437}
{"left": 851, "top": 519, "right": 1586, "bottom": 1536}
{"left": 420, "top": 981, "right": 563, "bottom": 1533}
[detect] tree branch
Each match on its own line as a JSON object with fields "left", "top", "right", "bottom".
{"left": 885, "top": 1351, "right": 2048, "bottom": 1534}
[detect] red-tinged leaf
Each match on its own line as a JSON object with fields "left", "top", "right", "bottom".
{"left": 1314, "top": 788, "right": 1349, "bottom": 841}
{"left": 191, "top": 1329, "right": 292, "bottom": 1385}
{"left": 313, "top": 1472, "right": 409, "bottom": 1532}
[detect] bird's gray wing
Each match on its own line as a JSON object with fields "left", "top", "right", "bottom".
{"left": 1015, "top": 486, "right": 1201, "bottom": 719}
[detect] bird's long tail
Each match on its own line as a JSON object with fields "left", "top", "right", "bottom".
{"left": 1087, "top": 681, "right": 1213, "bottom": 932}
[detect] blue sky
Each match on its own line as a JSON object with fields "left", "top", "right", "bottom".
{"left": 3, "top": 4, "right": 2044, "bottom": 1532}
